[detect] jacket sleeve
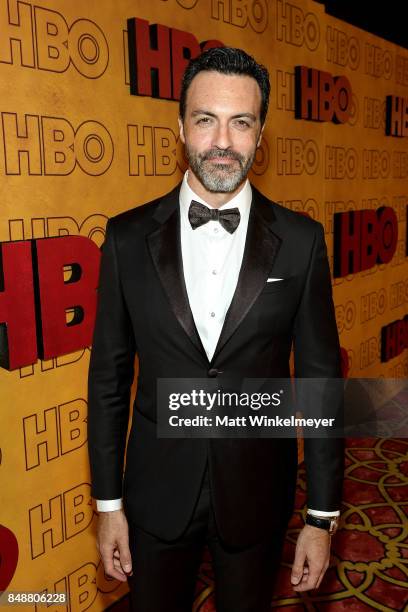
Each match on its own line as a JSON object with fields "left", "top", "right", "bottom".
{"left": 87, "top": 218, "right": 136, "bottom": 500}
{"left": 293, "top": 222, "right": 344, "bottom": 512}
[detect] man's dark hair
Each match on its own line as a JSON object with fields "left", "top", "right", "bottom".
{"left": 179, "top": 47, "right": 270, "bottom": 126}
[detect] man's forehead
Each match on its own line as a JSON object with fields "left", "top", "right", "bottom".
{"left": 189, "top": 70, "right": 260, "bottom": 88}
{"left": 186, "top": 71, "right": 262, "bottom": 111}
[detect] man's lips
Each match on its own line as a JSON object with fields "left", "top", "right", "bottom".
{"left": 205, "top": 157, "right": 238, "bottom": 163}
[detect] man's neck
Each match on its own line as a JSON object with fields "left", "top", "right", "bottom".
{"left": 187, "top": 168, "right": 246, "bottom": 209}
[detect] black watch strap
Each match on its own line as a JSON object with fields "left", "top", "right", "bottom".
{"left": 305, "top": 514, "right": 338, "bottom": 534}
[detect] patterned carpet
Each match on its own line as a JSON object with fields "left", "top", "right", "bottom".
{"left": 110, "top": 438, "right": 408, "bottom": 612}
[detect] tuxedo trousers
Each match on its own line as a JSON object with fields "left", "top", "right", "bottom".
{"left": 126, "top": 463, "right": 287, "bottom": 612}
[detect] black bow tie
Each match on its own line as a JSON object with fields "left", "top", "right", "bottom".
{"left": 188, "top": 200, "right": 241, "bottom": 234}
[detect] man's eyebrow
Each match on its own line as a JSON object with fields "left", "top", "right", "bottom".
{"left": 231, "top": 113, "right": 256, "bottom": 121}
{"left": 191, "top": 110, "right": 257, "bottom": 121}
{"left": 191, "top": 110, "right": 217, "bottom": 117}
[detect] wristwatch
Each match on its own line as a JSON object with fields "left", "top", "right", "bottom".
{"left": 305, "top": 514, "right": 339, "bottom": 535}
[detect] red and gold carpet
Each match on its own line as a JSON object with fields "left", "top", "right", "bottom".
{"left": 111, "top": 438, "right": 408, "bottom": 611}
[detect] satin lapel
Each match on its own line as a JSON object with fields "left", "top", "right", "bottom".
{"left": 211, "top": 189, "right": 282, "bottom": 363}
{"left": 146, "top": 187, "right": 207, "bottom": 358}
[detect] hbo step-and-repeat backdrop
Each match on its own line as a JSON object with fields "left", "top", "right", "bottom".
{"left": 0, "top": 0, "right": 407, "bottom": 609}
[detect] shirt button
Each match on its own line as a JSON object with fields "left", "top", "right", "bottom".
{"left": 210, "top": 312, "right": 215, "bottom": 318}
{"left": 212, "top": 270, "right": 217, "bottom": 275}
{"left": 213, "top": 227, "right": 219, "bottom": 233}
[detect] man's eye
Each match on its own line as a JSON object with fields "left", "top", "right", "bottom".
{"left": 197, "top": 117, "right": 211, "bottom": 124}
{"left": 235, "top": 120, "right": 250, "bottom": 128}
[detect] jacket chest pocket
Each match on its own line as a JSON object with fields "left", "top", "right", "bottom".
{"left": 254, "top": 278, "right": 299, "bottom": 332}
{"left": 260, "top": 277, "right": 293, "bottom": 294}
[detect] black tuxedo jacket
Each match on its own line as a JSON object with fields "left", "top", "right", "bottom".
{"left": 87, "top": 183, "right": 344, "bottom": 547}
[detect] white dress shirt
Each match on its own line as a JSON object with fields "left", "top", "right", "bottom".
{"left": 180, "top": 171, "right": 251, "bottom": 360}
{"left": 96, "top": 172, "right": 339, "bottom": 519}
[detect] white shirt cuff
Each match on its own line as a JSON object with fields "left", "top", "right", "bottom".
{"left": 307, "top": 508, "right": 340, "bottom": 517}
{"left": 96, "top": 498, "right": 123, "bottom": 512}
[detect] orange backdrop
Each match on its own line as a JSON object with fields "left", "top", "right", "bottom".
{"left": 0, "top": 0, "right": 407, "bottom": 609}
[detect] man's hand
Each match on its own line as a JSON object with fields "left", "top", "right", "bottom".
{"left": 97, "top": 509, "right": 133, "bottom": 582}
{"left": 290, "top": 525, "right": 331, "bottom": 592}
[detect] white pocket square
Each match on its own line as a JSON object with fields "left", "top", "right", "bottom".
{"left": 266, "top": 278, "right": 283, "bottom": 283}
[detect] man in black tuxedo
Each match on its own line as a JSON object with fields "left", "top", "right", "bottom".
{"left": 87, "top": 47, "right": 343, "bottom": 611}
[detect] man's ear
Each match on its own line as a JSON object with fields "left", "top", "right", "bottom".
{"left": 178, "top": 116, "right": 185, "bottom": 144}
{"left": 257, "top": 123, "right": 265, "bottom": 148}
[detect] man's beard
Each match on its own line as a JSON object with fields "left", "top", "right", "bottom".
{"left": 185, "top": 145, "right": 255, "bottom": 193}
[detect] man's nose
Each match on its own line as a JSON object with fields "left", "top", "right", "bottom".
{"left": 212, "top": 123, "right": 233, "bottom": 150}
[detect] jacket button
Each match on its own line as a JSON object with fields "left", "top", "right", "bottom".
{"left": 207, "top": 368, "right": 219, "bottom": 377}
